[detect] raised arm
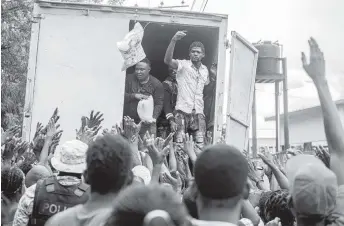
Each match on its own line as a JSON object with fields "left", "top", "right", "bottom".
{"left": 164, "top": 31, "right": 187, "bottom": 69}
{"left": 302, "top": 37, "right": 344, "bottom": 185}
{"left": 258, "top": 153, "right": 289, "bottom": 190}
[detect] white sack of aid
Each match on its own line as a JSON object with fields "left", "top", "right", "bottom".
{"left": 137, "top": 96, "right": 154, "bottom": 123}
{"left": 117, "top": 22, "right": 146, "bottom": 71}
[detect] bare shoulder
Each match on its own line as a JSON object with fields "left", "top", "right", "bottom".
{"left": 45, "top": 205, "right": 82, "bottom": 226}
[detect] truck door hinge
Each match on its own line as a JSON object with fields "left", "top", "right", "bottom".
{"left": 225, "top": 39, "right": 230, "bottom": 49}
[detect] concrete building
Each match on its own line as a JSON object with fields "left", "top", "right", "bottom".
{"left": 249, "top": 129, "right": 276, "bottom": 152}
{"left": 265, "top": 99, "right": 344, "bottom": 146}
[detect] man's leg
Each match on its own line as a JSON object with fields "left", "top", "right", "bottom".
{"left": 175, "top": 111, "right": 187, "bottom": 143}
{"left": 174, "top": 111, "right": 193, "bottom": 178}
{"left": 194, "top": 114, "right": 206, "bottom": 149}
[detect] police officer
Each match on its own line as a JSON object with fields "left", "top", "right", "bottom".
{"left": 13, "top": 140, "right": 90, "bottom": 226}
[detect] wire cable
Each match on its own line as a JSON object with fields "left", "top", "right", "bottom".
{"left": 201, "top": 0, "right": 209, "bottom": 12}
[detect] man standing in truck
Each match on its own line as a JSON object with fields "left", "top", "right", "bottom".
{"left": 164, "top": 31, "right": 209, "bottom": 146}
{"left": 123, "top": 58, "right": 164, "bottom": 137}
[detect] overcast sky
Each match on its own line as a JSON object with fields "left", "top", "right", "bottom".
{"left": 122, "top": 0, "right": 344, "bottom": 135}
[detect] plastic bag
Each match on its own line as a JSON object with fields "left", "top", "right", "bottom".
{"left": 137, "top": 96, "right": 154, "bottom": 122}
{"left": 117, "top": 22, "right": 146, "bottom": 71}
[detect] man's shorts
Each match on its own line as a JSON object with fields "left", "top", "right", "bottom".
{"left": 174, "top": 110, "right": 206, "bottom": 143}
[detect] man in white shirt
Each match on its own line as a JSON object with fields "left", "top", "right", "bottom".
{"left": 164, "top": 31, "right": 209, "bottom": 147}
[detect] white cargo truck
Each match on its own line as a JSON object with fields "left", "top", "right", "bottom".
{"left": 23, "top": 0, "right": 258, "bottom": 151}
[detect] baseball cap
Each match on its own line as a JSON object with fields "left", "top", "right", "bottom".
{"left": 286, "top": 155, "right": 337, "bottom": 216}
{"left": 194, "top": 144, "right": 248, "bottom": 199}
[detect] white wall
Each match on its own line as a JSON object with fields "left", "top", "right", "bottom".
{"left": 278, "top": 104, "right": 344, "bottom": 145}
{"left": 249, "top": 137, "right": 277, "bottom": 153}
{"left": 249, "top": 138, "right": 276, "bottom": 148}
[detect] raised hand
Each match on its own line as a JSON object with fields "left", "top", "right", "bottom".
{"left": 258, "top": 151, "right": 274, "bottom": 166}
{"left": 272, "top": 154, "right": 282, "bottom": 169}
{"left": 1, "top": 125, "right": 21, "bottom": 145}
{"left": 14, "top": 140, "right": 29, "bottom": 163}
{"left": 76, "top": 116, "right": 88, "bottom": 136}
{"left": 247, "top": 160, "right": 264, "bottom": 184}
{"left": 154, "top": 137, "right": 165, "bottom": 152}
{"left": 46, "top": 119, "right": 57, "bottom": 138}
{"left": 31, "top": 132, "right": 45, "bottom": 154}
{"left": 85, "top": 111, "right": 103, "bottom": 137}
{"left": 33, "top": 122, "right": 44, "bottom": 139}
{"left": 51, "top": 108, "right": 60, "bottom": 124}
{"left": 49, "top": 128, "right": 63, "bottom": 154}
{"left": 114, "top": 123, "right": 124, "bottom": 135}
{"left": 301, "top": 37, "right": 325, "bottom": 81}
{"left": 181, "top": 133, "right": 197, "bottom": 161}
{"left": 145, "top": 131, "right": 170, "bottom": 165}
{"left": 123, "top": 116, "right": 141, "bottom": 142}
{"left": 172, "top": 31, "right": 187, "bottom": 41}
{"left": 87, "top": 110, "right": 104, "bottom": 129}
{"left": 163, "top": 132, "right": 175, "bottom": 148}
{"left": 77, "top": 126, "right": 95, "bottom": 145}
{"left": 161, "top": 171, "right": 182, "bottom": 192}
{"left": 42, "top": 108, "right": 60, "bottom": 134}
{"left": 76, "top": 111, "right": 102, "bottom": 141}
{"left": 2, "top": 139, "right": 17, "bottom": 164}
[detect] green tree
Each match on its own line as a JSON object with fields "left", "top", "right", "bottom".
{"left": 1, "top": 0, "right": 33, "bottom": 129}
{"left": 1, "top": 0, "right": 124, "bottom": 130}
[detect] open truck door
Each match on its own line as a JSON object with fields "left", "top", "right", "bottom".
{"left": 225, "top": 31, "right": 258, "bottom": 151}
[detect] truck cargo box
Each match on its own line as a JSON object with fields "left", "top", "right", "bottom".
{"left": 23, "top": 0, "right": 258, "bottom": 151}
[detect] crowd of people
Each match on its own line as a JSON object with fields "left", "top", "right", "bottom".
{"left": 1, "top": 35, "right": 344, "bottom": 226}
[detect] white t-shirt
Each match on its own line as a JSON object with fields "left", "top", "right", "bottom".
{"left": 175, "top": 60, "right": 209, "bottom": 114}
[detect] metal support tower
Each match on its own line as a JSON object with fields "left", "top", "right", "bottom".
{"left": 251, "top": 58, "right": 289, "bottom": 156}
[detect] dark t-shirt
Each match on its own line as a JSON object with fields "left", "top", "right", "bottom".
{"left": 123, "top": 74, "right": 164, "bottom": 123}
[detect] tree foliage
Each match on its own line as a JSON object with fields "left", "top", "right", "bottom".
{"left": 1, "top": 0, "right": 33, "bottom": 129}
{"left": 1, "top": 0, "right": 124, "bottom": 130}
